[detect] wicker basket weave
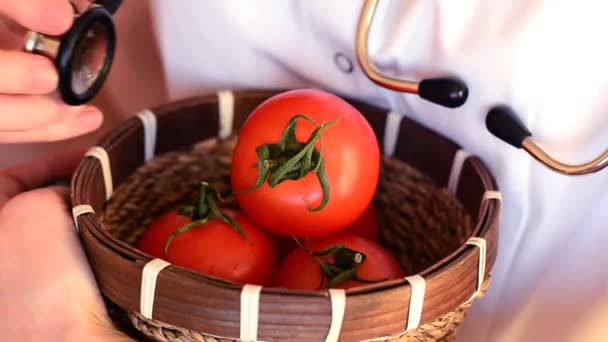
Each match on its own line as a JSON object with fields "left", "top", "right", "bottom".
{"left": 70, "top": 89, "right": 501, "bottom": 341}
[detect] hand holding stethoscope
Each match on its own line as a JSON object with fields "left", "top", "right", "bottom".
{"left": 16, "top": 0, "right": 607, "bottom": 175}
{"left": 24, "top": 0, "right": 120, "bottom": 105}
{"left": 0, "top": 0, "right": 120, "bottom": 143}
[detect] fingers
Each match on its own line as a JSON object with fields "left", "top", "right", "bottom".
{"left": 0, "top": 147, "right": 89, "bottom": 207}
{"left": 0, "top": 59, "right": 104, "bottom": 143}
{"left": 0, "top": 93, "right": 102, "bottom": 130}
{"left": 0, "top": 16, "right": 27, "bottom": 50}
{"left": 0, "top": 107, "right": 103, "bottom": 143}
{"left": 0, "top": 0, "right": 73, "bottom": 35}
{"left": 0, "top": 50, "right": 58, "bottom": 94}
{"left": 0, "top": 2, "right": 104, "bottom": 144}
{"left": 0, "top": 184, "right": 129, "bottom": 342}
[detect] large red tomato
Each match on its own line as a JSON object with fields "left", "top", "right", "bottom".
{"left": 231, "top": 89, "right": 380, "bottom": 238}
{"left": 271, "top": 234, "right": 404, "bottom": 290}
{"left": 137, "top": 202, "right": 278, "bottom": 286}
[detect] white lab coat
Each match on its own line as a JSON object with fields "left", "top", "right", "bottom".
{"left": 146, "top": 1, "right": 608, "bottom": 341}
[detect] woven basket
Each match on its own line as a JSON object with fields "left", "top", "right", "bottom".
{"left": 70, "top": 89, "right": 501, "bottom": 342}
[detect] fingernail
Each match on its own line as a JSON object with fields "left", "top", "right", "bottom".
{"left": 32, "top": 67, "right": 58, "bottom": 93}
{"left": 75, "top": 108, "right": 104, "bottom": 133}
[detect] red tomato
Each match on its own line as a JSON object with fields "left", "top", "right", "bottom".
{"left": 274, "top": 204, "right": 380, "bottom": 258}
{"left": 271, "top": 234, "right": 404, "bottom": 290}
{"left": 231, "top": 89, "right": 380, "bottom": 238}
{"left": 343, "top": 204, "right": 380, "bottom": 242}
{"left": 136, "top": 209, "right": 278, "bottom": 286}
{"left": 275, "top": 234, "right": 299, "bottom": 259}
{"left": 136, "top": 210, "right": 190, "bottom": 259}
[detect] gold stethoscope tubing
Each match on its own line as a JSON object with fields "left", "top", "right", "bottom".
{"left": 355, "top": 0, "right": 468, "bottom": 108}
{"left": 355, "top": 0, "right": 418, "bottom": 93}
{"left": 522, "top": 139, "right": 608, "bottom": 175}
{"left": 355, "top": 0, "right": 608, "bottom": 175}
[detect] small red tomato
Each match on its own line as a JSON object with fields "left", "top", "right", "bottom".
{"left": 137, "top": 209, "right": 278, "bottom": 286}
{"left": 271, "top": 234, "right": 404, "bottom": 290}
{"left": 274, "top": 234, "right": 298, "bottom": 259}
{"left": 137, "top": 210, "right": 191, "bottom": 259}
{"left": 231, "top": 89, "right": 380, "bottom": 239}
{"left": 274, "top": 204, "right": 380, "bottom": 258}
{"left": 342, "top": 204, "right": 380, "bottom": 242}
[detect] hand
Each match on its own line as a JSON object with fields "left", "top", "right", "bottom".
{"left": 0, "top": 149, "right": 132, "bottom": 341}
{"left": 0, "top": 0, "right": 104, "bottom": 143}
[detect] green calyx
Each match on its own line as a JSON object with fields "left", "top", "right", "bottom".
{"left": 238, "top": 114, "right": 338, "bottom": 212}
{"left": 293, "top": 237, "right": 387, "bottom": 289}
{"left": 163, "top": 182, "right": 249, "bottom": 257}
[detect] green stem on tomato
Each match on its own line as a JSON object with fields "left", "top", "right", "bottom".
{"left": 235, "top": 114, "right": 338, "bottom": 212}
{"left": 291, "top": 237, "right": 387, "bottom": 290}
{"left": 163, "top": 182, "right": 250, "bottom": 257}
{"left": 163, "top": 218, "right": 209, "bottom": 256}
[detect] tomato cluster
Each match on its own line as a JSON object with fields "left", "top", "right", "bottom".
{"left": 136, "top": 89, "right": 405, "bottom": 290}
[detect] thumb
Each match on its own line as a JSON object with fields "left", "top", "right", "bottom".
{"left": 0, "top": 146, "right": 88, "bottom": 208}
{"left": 0, "top": 0, "right": 74, "bottom": 36}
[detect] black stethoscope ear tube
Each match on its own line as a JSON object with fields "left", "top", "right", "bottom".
{"left": 486, "top": 106, "right": 532, "bottom": 148}
{"left": 485, "top": 106, "right": 608, "bottom": 175}
{"left": 355, "top": 0, "right": 469, "bottom": 109}
{"left": 418, "top": 77, "right": 468, "bottom": 109}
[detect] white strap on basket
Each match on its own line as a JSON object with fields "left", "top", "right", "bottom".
{"left": 404, "top": 274, "right": 426, "bottom": 332}
{"left": 383, "top": 111, "right": 403, "bottom": 156}
{"left": 461, "top": 191, "right": 500, "bottom": 303}
{"left": 85, "top": 146, "right": 113, "bottom": 200}
{"left": 240, "top": 284, "right": 262, "bottom": 342}
{"left": 465, "top": 237, "right": 487, "bottom": 302}
{"left": 136, "top": 109, "right": 157, "bottom": 162}
{"left": 218, "top": 90, "right": 235, "bottom": 139}
{"left": 71, "top": 204, "right": 94, "bottom": 232}
{"left": 447, "top": 149, "right": 471, "bottom": 194}
{"left": 325, "top": 289, "right": 346, "bottom": 342}
{"left": 140, "top": 258, "right": 171, "bottom": 319}
{"left": 483, "top": 190, "right": 503, "bottom": 202}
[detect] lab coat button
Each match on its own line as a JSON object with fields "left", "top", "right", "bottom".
{"left": 334, "top": 53, "right": 354, "bottom": 73}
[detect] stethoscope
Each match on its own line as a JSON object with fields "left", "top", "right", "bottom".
{"left": 357, "top": 0, "right": 608, "bottom": 176}
{"left": 25, "top": 0, "right": 607, "bottom": 176}
{"left": 23, "top": 0, "right": 120, "bottom": 105}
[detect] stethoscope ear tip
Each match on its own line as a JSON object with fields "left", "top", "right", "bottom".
{"left": 418, "top": 77, "right": 468, "bottom": 108}
{"left": 486, "top": 105, "right": 608, "bottom": 175}
{"left": 486, "top": 106, "right": 532, "bottom": 148}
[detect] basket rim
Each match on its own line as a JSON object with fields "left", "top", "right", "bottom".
{"left": 70, "top": 88, "right": 501, "bottom": 341}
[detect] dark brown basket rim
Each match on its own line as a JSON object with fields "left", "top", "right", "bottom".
{"left": 70, "top": 89, "right": 501, "bottom": 341}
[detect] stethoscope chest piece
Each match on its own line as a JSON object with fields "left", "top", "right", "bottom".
{"left": 24, "top": 4, "right": 116, "bottom": 105}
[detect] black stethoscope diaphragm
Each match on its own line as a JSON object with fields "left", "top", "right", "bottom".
{"left": 24, "top": 2, "right": 118, "bottom": 105}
